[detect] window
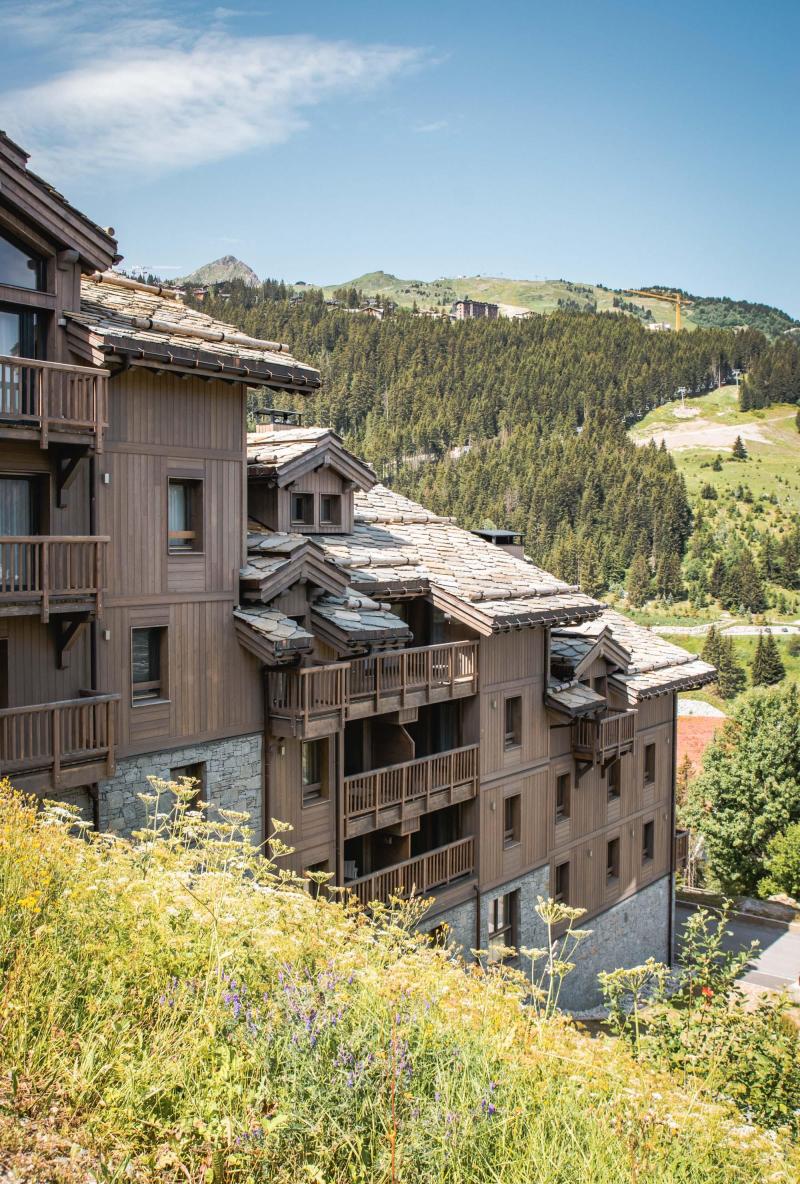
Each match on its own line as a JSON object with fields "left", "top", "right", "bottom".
{"left": 642, "top": 820, "right": 655, "bottom": 863}
{"left": 170, "top": 761, "right": 206, "bottom": 809}
{"left": 319, "top": 494, "right": 341, "bottom": 526}
{"left": 131, "top": 627, "right": 167, "bottom": 702}
{"left": 556, "top": 772, "right": 571, "bottom": 821}
{"left": 504, "top": 695, "right": 522, "bottom": 750}
{"left": 487, "top": 891, "right": 518, "bottom": 960}
{"left": 503, "top": 794, "right": 521, "bottom": 848}
{"left": 554, "top": 861, "right": 570, "bottom": 904}
{"left": 0, "top": 477, "right": 36, "bottom": 536}
{"left": 302, "top": 739, "right": 329, "bottom": 806}
{"left": 291, "top": 492, "right": 314, "bottom": 525}
{"left": 606, "top": 837, "right": 620, "bottom": 884}
{"left": 593, "top": 675, "right": 607, "bottom": 697}
{"left": 607, "top": 758, "right": 621, "bottom": 801}
{"left": 168, "top": 478, "right": 202, "bottom": 552}
{"left": 0, "top": 231, "right": 46, "bottom": 291}
{"left": 644, "top": 743, "right": 656, "bottom": 787}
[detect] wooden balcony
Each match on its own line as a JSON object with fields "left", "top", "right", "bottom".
{"left": 268, "top": 641, "right": 479, "bottom": 738}
{"left": 346, "top": 836, "right": 475, "bottom": 907}
{"left": 0, "top": 355, "right": 109, "bottom": 451}
{"left": 571, "top": 710, "right": 636, "bottom": 767}
{"left": 0, "top": 693, "right": 119, "bottom": 794}
{"left": 345, "top": 744, "right": 479, "bottom": 838}
{"left": 0, "top": 536, "right": 109, "bottom": 621}
{"left": 674, "top": 828, "right": 689, "bottom": 872}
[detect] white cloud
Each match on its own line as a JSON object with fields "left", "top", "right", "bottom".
{"left": 415, "top": 120, "right": 449, "bottom": 134}
{"left": 0, "top": 3, "right": 423, "bottom": 177}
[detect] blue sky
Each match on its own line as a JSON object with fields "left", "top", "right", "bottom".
{"left": 2, "top": 0, "right": 798, "bottom": 314}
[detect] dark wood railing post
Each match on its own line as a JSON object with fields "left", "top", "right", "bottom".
{"left": 39, "top": 367, "right": 48, "bottom": 450}
{"left": 51, "top": 706, "right": 61, "bottom": 788}
{"left": 41, "top": 540, "right": 50, "bottom": 624}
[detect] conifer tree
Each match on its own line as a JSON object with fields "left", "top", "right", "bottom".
{"left": 715, "top": 635, "right": 746, "bottom": 699}
{"left": 626, "top": 551, "right": 651, "bottom": 607}
{"left": 701, "top": 624, "right": 723, "bottom": 669}
{"left": 654, "top": 551, "right": 683, "bottom": 600}
{"left": 579, "top": 538, "right": 604, "bottom": 597}
{"left": 751, "top": 630, "right": 785, "bottom": 686}
{"left": 732, "top": 435, "right": 748, "bottom": 460}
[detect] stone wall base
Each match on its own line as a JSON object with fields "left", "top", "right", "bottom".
{"left": 96, "top": 733, "right": 263, "bottom": 838}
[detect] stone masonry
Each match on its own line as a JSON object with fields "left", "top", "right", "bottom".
{"left": 425, "top": 868, "right": 671, "bottom": 1012}
{"left": 97, "top": 732, "right": 263, "bottom": 838}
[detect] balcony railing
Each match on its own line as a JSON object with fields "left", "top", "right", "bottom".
{"left": 0, "top": 693, "right": 118, "bottom": 792}
{"left": 346, "top": 837, "right": 475, "bottom": 907}
{"left": 571, "top": 710, "right": 636, "bottom": 765}
{"left": 674, "top": 828, "right": 689, "bottom": 871}
{"left": 268, "top": 641, "right": 479, "bottom": 737}
{"left": 0, "top": 355, "right": 109, "bottom": 451}
{"left": 345, "top": 744, "right": 479, "bottom": 837}
{"left": 0, "top": 537, "right": 109, "bottom": 621}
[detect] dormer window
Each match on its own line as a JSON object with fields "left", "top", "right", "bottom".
{"left": 320, "top": 494, "right": 341, "bottom": 526}
{"left": 291, "top": 493, "right": 314, "bottom": 526}
{"left": 0, "top": 230, "right": 46, "bottom": 292}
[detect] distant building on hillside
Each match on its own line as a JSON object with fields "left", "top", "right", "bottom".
{"left": 452, "top": 298, "right": 499, "bottom": 320}
{"left": 645, "top": 321, "right": 672, "bottom": 332}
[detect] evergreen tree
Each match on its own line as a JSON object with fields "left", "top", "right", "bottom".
{"left": 715, "top": 635, "right": 746, "bottom": 699}
{"left": 578, "top": 538, "right": 604, "bottom": 597}
{"left": 751, "top": 630, "right": 785, "bottom": 686}
{"left": 701, "top": 624, "right": 722, "bottom": 668}
{"left": 626, "top": 551, "right": 651, "bottom": 607}
{"left": 686, "top": 687, "right": 800, "bottom": 894}
{"left": 731, "top": 435, "right": 748, "bottom": 460}
{"left": 654, "top": 551, "right": 683, "bottom": 600}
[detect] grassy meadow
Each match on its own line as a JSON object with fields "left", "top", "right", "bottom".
{"left": 1, "top": 781, "right": 797, "bottom": 1183}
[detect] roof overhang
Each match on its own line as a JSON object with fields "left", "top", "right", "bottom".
{"left": 0, "top": 133, "right": 117, "bottom": 272}
{"left": 241, "top": 542, "right": 349, "bottom": 605}
{"left": 248, "top": 437, "right": 376, "bottom": 490}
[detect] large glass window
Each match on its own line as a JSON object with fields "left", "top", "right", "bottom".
{"left": 302, "top": 739, "right": 329, "bottom": 806}
{"left": 487, "top": 891, "right": 518, "bottom": 960}
{"left": 0, "top": 306, "right": 44, "bottom": 359}
{"left": 168, "top": 478, "right": 203, "bottom": 552}
{"left": 0, "top": 231, "right": 46, "bottom": 291}
{"left": 0, "top": 477, "right": 35, "bottom": 535}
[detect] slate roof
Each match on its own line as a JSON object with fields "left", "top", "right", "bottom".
{"left": 312, "top": 590, "right": 411, "bottom": 647}
{"left": 565, "top": 610, "right": 716, "bottom": 700}
{"left": 233, "top": 605, "right": 314, "bottom": 663}
{"left": 66, "top": 275, "right": 321, "bottom": 390}
{"left": 546, "top": 682, "right": 607, "bottom": 717}
{"left": 247, "top": 427, "right": 377, "bottom": 489}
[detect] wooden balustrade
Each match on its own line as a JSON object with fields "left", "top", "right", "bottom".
{"left": 0, "top": 536, "right": 109, "bottom": 621}
{"left": 0, "top": 693, "right": 118, "bottom": 791}
{"left": 572, "top": 710, "right": 637, "bottom": 765}
{"left": 345, "top": 744, "right": 479, "bottom": 836}
{"left": 268, "top": 642, "right": 479, "bottom": 737}
{"left": 0, "top": 355, "right": 109, "bottom": 451}
{"left": 346, "top": 837, "right": 475, "bottom": 907}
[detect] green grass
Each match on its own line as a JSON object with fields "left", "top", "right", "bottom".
{"left": 1, "top": 783, "right": 797, "bottom": 1183}
{"left": 665, "top": 631, "right": 800, "bottom": 712}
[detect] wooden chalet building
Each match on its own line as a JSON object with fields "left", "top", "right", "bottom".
{"left": 0, "top": 135, "right": 713, "bottom": 1006}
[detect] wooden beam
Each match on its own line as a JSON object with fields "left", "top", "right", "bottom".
{"left": 55, "top": 447, "right": 87, "bottom": 508}
{"left": 52, "top": 615, "right": 87, "bottom": 669}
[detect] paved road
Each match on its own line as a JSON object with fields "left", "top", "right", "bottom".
{"left": 676, "top": 903, "right": 800, "bottom": 996}
{"left": 653, "top": 623, "right": 800, "bottom": 637}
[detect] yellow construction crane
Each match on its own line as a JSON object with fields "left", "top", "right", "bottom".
{"left": 624, "top": 288, "right": 693, "bottom": 331}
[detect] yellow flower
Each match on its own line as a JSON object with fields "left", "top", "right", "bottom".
{"left": 17, "top": 891, "right": 42, "bottom": 912}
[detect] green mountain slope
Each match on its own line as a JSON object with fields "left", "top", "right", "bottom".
{"left": 178, "top": 255, "right": 260, "bottom": 287}
{"left": 318, "top": 271, "right": 797, "bottom": 336}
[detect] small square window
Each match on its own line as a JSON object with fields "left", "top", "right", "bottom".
{"left": 643, "top": 820, "right": 655, "bottom": 863}
{"left": 168, "top": 478, "right": 203, "bottom": 552}
{"left": 291, "top": 493, "right": 314, "bottom": 526}
{"left": 170, "top": 761, "right": 206, "bottom": 809}
{"left": 504, "top": 696, "right": 522, "bottom": 750}
{"left": 487, "top": 890, "right": 518, "bottom": 960}
{"left": 644, "top": 743, "right": 656, "bottom": 787}
{"left": 131, "top": 626, "right": 167, "bottom": 703}
{"left": 606, "top": 837, "right": 620, "bottom": 884}
{"left": 607, "top": 759, "right": 621, "bottom": 801}
{"left": 593, "top": 675, "right": 607, "bottom": 696}
{"left": 302, "top": 739, "right": 329, "bottom": 806}
{"left": 554, "top": 861, "right": 570, "bottom": 904}
{"left": 556, "top": 772, "right": 571, "bottom": 821}
{"left": 320, "top": 494, "right": 341, "bottom": 526}
{"left": 503, "top": 794, "right": 520, "bottom": 848}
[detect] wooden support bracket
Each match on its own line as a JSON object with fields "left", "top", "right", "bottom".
{"left": 52, "top": 615, "right": 87, "bottom": 669}
{"left": 54, "top": 447, "right": 87, "bottom": 509}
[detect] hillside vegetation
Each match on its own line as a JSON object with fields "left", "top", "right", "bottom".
{"left": 1, "top": 782, "right": 797, "bottom": 1183}
{"left": 198, "top": 284, "right": 765, "bottom": 594}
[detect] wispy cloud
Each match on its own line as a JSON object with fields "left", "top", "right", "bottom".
{"left": 415, "top": 120, "right": 448, "bottom": 134}
{"left": 0, "top": 2, "right": 424, "bottom": 177}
